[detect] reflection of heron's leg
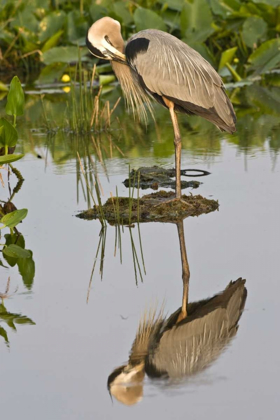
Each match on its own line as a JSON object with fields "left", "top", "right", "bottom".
{"left": 176, "top": 220, "right": 190, "bottom": 323}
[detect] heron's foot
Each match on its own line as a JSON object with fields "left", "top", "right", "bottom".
{"left": 176, "top": 309, "right": 187, "bottom": 324}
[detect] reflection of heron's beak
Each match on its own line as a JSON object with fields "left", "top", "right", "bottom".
{"left": 108, "top": 363, "right": 145, "bottom": 406}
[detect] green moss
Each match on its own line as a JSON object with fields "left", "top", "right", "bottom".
{"left": 77, "top": 191, "right": 219, "bottom": 224}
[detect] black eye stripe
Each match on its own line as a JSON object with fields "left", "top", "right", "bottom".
{"left": 86, "top": 36, "right": 106, "bottom": 59}
{"left": 105, "top": 35, "right": 113, "bottom": 46}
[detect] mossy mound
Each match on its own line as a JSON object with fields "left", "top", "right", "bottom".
{"left": 123, "top": 166, "right": 204, "bottom": 190}
{"left": 77, "top": 191, "right": 219, "bottom": 224}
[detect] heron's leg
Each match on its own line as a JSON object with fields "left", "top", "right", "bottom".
{"left": 169, "top": 107, "right": 182, "bottom": 198}
{"left": 176, "top": 220, "right": 190, "bottom": 323}
{"left": 162, "top": 98, "right": 182, "bottom": 199}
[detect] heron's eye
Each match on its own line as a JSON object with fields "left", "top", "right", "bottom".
{"left": 105, "top": 35, "right": 113, "bottom": 46}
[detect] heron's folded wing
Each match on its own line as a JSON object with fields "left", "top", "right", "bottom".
{"left": 146, "top": 279, "right": 246, "bottom": 379}
{"left": 126, "top": 30, "right": 235, "bottom": 130}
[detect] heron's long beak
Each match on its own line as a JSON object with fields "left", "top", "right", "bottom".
{"left": 105, "top": 44, "right": 126, "bottom": 62}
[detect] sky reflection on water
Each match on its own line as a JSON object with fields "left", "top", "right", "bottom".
{"left": 0, "top": 85, "right": 279, "bottom": 419}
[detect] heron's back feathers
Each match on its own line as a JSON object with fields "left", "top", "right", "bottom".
{"left": 126, "top": 30, "right": 236, "bottom": 133}
{"left": 145, "top": 278, "right": 247, "bottom": 379}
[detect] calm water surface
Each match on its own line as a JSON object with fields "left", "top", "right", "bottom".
{"left": 0, "top": 86, "right": 279, "bottom": 419}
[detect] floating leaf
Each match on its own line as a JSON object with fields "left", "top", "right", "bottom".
{"left": 242, "top": 17, "right": 267, "bottom": 48}
{"left": 17, "top": 252, "right": 35, "bottom": 290}
{"left": 42, "top": 29, "right": 64, "bottom": 53}
{"left": 66, "top": 10, "right": 88, "bottom": 45}
{"left": 89, "top": 4, "right": 108, "bottom": 21}
{"left": 5, "top": 76, "right": 25, "bottom": 118}
{"left": 251, "top": 0, "right": 279, "bottom": 5}
{"left": 161, "top": 9, "right": 181, "bottom": 31}
{"left": 42, "top": 46, "right": 88, "bottom": 64}
{"left": 37, "top": 62, "right": 67, "bottom": 84}
{"left": 99, "top": 75, "right": 116, "bottom": 86}
{"left": 134, "top": 8, "right": 167, "bottom": 32}
{"left": 158, "top": 0, "right": 185, "bottom": 11}
{"left": 0, "top": 154, "right": 24, "bottom": 164}
{"left": 14, "top": 315, "right": 36, "bottom": 325}
{"left": 181, "top": 0, "right": 214, "bottom": 43}
{"left": 0, "top": 82, "right": 8, "bottom": 92}
{"left": 11, "top": 7, "right": 38, "bottom": 33}
{"left": 248, "top": 38, "right": 280, "bottom": 75}
{"left": 0, "top": 326, "right": 9, "bottom": 344}
{"left": 3, "top": 245, "right": 31, "bottom": 259}
{"left": 3, "top": 233, "right": 25, "bottom": 267}
{"left": 219, "top": 47, "right": 238, "bottom": 71}
{"left": 0, "top": 209, "right": 28, "bottom": 230}
{"left": 0, "top": 118, "right": 18, "bottom": 147}
{"left": 112, "top": 2, "right": 133, "bottom": 26}
{"left": 38, "top": 11, "right": 66, "bottom": 43}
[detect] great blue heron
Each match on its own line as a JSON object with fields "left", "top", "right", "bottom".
{"left": 107, "top": 221, "right": 247, "bottom": 405}
{"left": 86, "top": 17, "right": 236, "bottom": 201}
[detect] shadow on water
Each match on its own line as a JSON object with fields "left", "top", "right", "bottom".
{"left": 106, "top": 219, "right": 247, "bottom": 406}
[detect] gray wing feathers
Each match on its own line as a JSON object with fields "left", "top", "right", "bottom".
{"left": 148, "top": 309, "right": 235, "bottom": 378}
{"left": 128, "top": 30, "right": 236, "bottom": 131}
{"left": 147, "top": 280, "right": 246, "bottom": 379}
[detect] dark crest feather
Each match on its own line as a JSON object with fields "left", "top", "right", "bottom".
{"left": 126, "top": 38, "right": 150, "bottom": 66}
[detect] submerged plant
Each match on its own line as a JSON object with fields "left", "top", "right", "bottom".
{"left": 0, "top": 76, "right": 25, "bottom": 165}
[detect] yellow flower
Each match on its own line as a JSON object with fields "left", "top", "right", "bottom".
{"left": 61, "top": 74, "right": 70, "bottom": 83}
{"left": 63, "top": 86, "right": 71, "bottom": 93}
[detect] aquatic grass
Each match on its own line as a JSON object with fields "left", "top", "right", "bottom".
{"left": 64, "top": 57, "right": 121, "bottom": 135}
{"left": 136, "top": 172, "right": 146, "bottom": 275}
{"left": 87, "top": 225, "right": 107, "bottom": 304}
{"left": 111, "top": 187, "right": 123, "bottom": 264}
{"left": 128, "top": 165, "right": 138, "bottom": 226}
{"left": 77, "top": 152, "right": 106, "bottom": 227}
{"left": 86, "top": 219, "right": 146, "bottom": 301}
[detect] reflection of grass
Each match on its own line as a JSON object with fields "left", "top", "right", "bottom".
{"left": 77, "top": 152, "right": 106, "bottom": 226}
{"left": 0, "top": 278, "right": 35, "bottom": 347}
{"left": 38, "top": 62, "right": 121, "bottom": 136}
{"left": 82, "top": 169, "right": 146, "bottom": 301}
{"left": 86, "top": 222, "right": 146, "bottom": 303}
{"left": 65, "top": 63, "right": 121, "bottom": 135}
{"left": 13, "top": 83, "right": 280, "bottom": 169}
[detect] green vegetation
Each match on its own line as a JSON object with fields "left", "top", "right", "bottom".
{"left": 0, "top": 208, "right": 35, "bottom": 289}
{"left": 0, "top": 0, "right": 280, "bottom": 86}
{"left": 77, "top": 191, "right": 219, "bottom": 223}
{"left": 0, "top": 76, "right": 25, "bottom": 163}
{"left": 0, "top": 277, "right": 35, "bottom": 347}
{"left": 0, "top": 76, "right": 35, "bottom": 290}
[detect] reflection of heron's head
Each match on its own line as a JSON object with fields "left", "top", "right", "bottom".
{"left": 107, "top": 363, "right": 145, "bottom": 406}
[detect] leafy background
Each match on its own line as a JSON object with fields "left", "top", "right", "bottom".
{"left": 0, "top": 0, "right": 280, "bottom": 85}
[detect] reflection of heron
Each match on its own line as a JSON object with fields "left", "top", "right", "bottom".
{"left": 86, "top": 18, "right": 236, "bottom": 200}
{"left": 107, "top": 221, "right": 247, "bottom": 405}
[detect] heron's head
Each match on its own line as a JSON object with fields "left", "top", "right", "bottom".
{"left": 107, "top": 363, "right": 145, "bottom": 406}
{"left": 86, "top": 17, "right": 126, "bottom": 62}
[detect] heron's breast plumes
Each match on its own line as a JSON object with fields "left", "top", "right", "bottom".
{"left": 112, "top": 61, "right": 153, "bottom": 123}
